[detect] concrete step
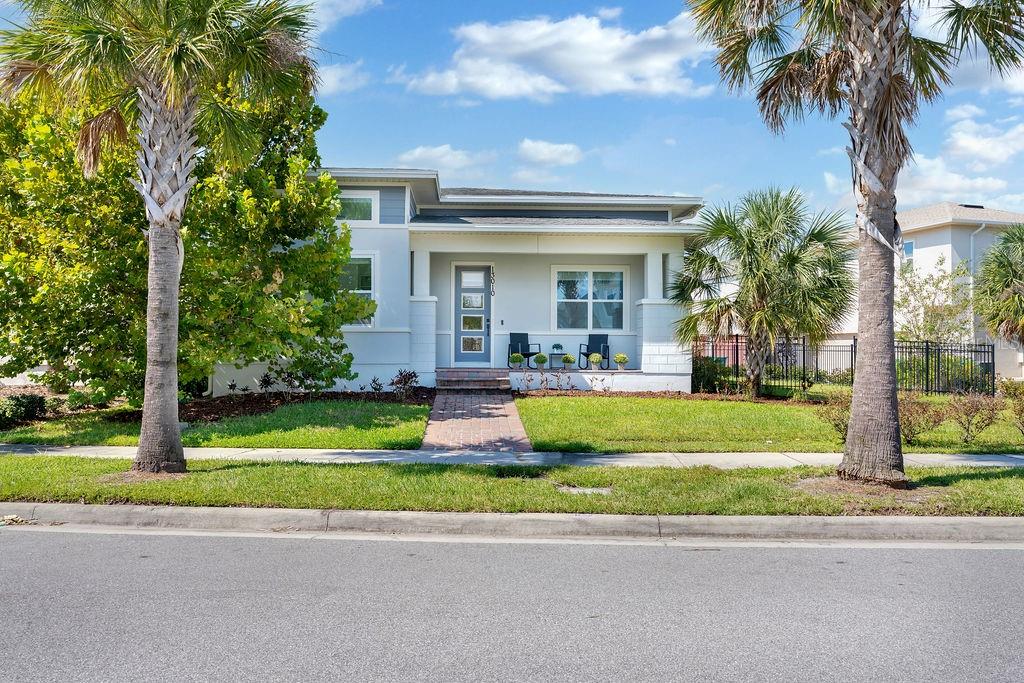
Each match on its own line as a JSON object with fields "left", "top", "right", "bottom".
{"left": 436, "top": 379, "right": 511, "bottom": 391}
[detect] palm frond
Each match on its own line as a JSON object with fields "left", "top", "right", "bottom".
{"left": 76, "top": 105, "right": 129, "bottom": 177}
{"left": 941, "top": 0, "right": 1024, "bottom": 73}
{"left": 905, "top": 33, "right": 954, "bottom": 101}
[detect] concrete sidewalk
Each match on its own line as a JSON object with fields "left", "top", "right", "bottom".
{"left": 3, "top": 443, "right": 1024, "bottom": 469}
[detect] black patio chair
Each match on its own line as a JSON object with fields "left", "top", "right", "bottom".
{"left": 579, "top": 334, "right": 610, "bottom": 370}
{"left": 508, "top": 333, "right": 541, "bottom": 369}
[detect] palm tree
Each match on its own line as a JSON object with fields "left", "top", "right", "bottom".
{"left": 975, "top": 224, "right": 1024, "bottom": 345}
{"left": 690, "top": 0, "right": 1024, "bottom": 486}
{"left": 672, "top": 188, "right": 855, "bottom": 395}
{"left": 0, "top": 0, "right": 315, "bottom": 473}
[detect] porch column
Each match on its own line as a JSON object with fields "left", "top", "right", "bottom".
{"left": 645, "top": 251, "right": 665, "bottom": 299}
{"left": 410, "top": 249, "right": 437, "bottom": 386}
{"left": 666, "top": 252, "right": 684, "bottom": 295}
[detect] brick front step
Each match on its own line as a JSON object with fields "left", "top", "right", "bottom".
{"left": 436, "top": 368, "right": 512, "bottom": 392}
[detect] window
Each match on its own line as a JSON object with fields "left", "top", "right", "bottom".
{"left": 903, "top": 240, "right": 915, "bottom": 268}
{"left": 341, "top": 256, "right": 374, "bottom": 325}
{"left": 337, "top": 190, "right": 379, "bottom": 226}
{"left": 553, "top": 267, "right": 627, "bottom": 331}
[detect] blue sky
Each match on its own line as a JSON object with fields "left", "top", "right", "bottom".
{"left": 5, "top": 0, "right": 1024, "bottom": 211}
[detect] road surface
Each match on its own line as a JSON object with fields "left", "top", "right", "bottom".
{"left": 2, "top": 526, "right": 1023, "bottom": 681}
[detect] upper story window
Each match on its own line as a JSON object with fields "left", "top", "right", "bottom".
{"left": 902, "top": 240, "right": 915, "bottom": 268}
{"left": 552, "top": 267, "right": 627, "bottom": 331}
{"left": 338, "top": 189, "right": 380, "bottom": 226}
{"left": 341, "top": 254, "right": 375, "bottom": 326}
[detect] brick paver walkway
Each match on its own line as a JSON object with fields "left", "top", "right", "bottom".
{"left": 420, "top": 393, "right": 532, "bottom": 452}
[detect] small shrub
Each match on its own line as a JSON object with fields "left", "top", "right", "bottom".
{"left": 692, "top": 356, "right": 731, "bottom": 393}
{"left": 257, "top": 372, "right": 276, "bottom": 392}
{"left": 898, "top": 392, "right": 946, "bottom": 445}
{"left": 817, "top": 392, "right": 852, "bottom": 442}
{"left": 369, "top": 377, "right": 384, "bottom": 394}
{"left": 998, "top": 379, "right": 1024, "bottom": 440}
{"left": 561, "top": 353, "right": 576, "bottom": 366}
{"left": 0, "top": 393, "right": 47, "bottom": 429}
{"left": 534, "top": 353, "right": 548, "bottom": 367}
{"left": 816, "top": 367, "right": 854, "bottom": 385}
{"left": 948, "top": 391, "right": 1004, "bottom": 444}
{"left": 67, "top": 388, "right": 111, "bottom": 410}
{"left": 588, "top": 352, "right": 603, "bottom": 367}
{"left": 44, "top": 396, "right": 67, "bottom": 415}
{"left": 388, "top": 369, "right": 420, "bottom": 401}
{"left": 0, "top": 399, "right": 19, "bottom": 429}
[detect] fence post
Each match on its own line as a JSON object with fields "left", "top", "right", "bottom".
{"left": 924, "top": 340, "right": 931, "bottom": 394}
{"left": 801, "top": 336, "right": 807, "bottom": 390}
{"left": 733, "top": 333, "right": 740, "bottom": 384}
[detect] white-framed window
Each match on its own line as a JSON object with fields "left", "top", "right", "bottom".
{"left": 552, "top": 266, "right": 628, "bottom": 331}
{"left": 337, "top": 189, "right": 379, "bottom": 226}
{"left": 341, "top": 253, "right": 375, "bottom": 326}
{"left": 902, "top": 240, "right": 915, "bottom": 268}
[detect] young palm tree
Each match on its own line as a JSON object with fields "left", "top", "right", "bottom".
{"left": 975, "top": 225, "right": 1024, "bottom": 345}
{"left": 672, "top": 188, "right": 855, "bottom": 395}
{"left": 690, "top": 0, "right": 1024, "bottom": 486}
{"left": 1, "top": 0, "right": 315, "bottom": 472}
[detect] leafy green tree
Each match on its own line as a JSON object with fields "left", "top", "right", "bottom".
{"left": 894, "top": 256, "right": 974, "bottom": 342}
{"left": 975, "top": 225, "right": 1024, "bottom": 345}
{"left": 671, "top": 188, "right": 855, "bottom": 396}
{"left": 1, "top": 0, "right": 318, "bottom": 472}
{"left": 690, "top": 0, "right": 1024, "bottom": 486}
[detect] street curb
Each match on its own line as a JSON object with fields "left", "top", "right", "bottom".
{"left": 5, "top": 502, "right": 1024, "bottom": 541}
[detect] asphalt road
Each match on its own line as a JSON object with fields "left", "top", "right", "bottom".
{"left": 2, "top": 528, "right": 1024, "bottom": 682}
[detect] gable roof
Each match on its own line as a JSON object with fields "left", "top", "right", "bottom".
{"left": 899, "top": 202, "right": 1024, "bottom": 232}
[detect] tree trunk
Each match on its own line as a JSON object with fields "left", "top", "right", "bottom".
{"left": 131, "top": 78, "right": 198, "bottom": 474}
{"left": 837, "top": 3, "right": 907, "bottom": 487}
{"left": 746, "top": 328, "right": 771, "bottom": 397}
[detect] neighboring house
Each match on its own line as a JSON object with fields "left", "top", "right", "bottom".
{"left": 834, "top": 201, "right": 1024, "bottom": 380}
{"left": 212, "top": 168, "right": 702, "bottom": 394}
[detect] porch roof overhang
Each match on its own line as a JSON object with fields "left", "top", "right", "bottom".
{"left": 409, "top": 215, "right": 702, "bottom": 236}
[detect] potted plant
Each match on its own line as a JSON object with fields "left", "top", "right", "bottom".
{"left": 535, "top": 352, "right": 548, "bottom": 370}
{"left": 561, "top": 353, "right": 576, "bottom": 369}
{"left": 551, "top": 343, "right": 564, "bottom": 367}
{"left": 614, "top": 353, "right": 629, "bottom": 371}
{"left": 588, "top": 352, "right": 603, "bottom": 370}
{"left": 510, "top": 352, "right": 525, "bottom": 369}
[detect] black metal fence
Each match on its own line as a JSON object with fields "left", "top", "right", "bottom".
{"left": 694, "top": 335, "right": 996, "bottom": 395}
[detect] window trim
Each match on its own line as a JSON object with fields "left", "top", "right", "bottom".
{"left": 342, "top": 251, "right": 378, "bottom": 328}
{"left": 337, "top": 189, "right": 380, "bottom": 227}
{"left": 550, "top": 265, "right": 629, "bottom": 332}
{"left": 902, "top": 240, "right": 915, "bottom": 268}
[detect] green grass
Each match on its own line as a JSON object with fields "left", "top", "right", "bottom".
{"left": 2, "top": 456, "right": 1023, "bottom": 515}
{"left": 0, "top": 401, "right": 430, "bottom": 450}
{"left": 516, "top": 396, "right": 1024, "bottom": 454}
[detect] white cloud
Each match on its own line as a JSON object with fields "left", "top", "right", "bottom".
{"left": 318, "top": 61, "right": 370, "bottom": 96}
{"left": 596, "top": 6, "right": 622, "bottom": 20}
{"left": 823, "top": 171, "right": 847, "bottom": 195}
{"left": 817, "top": 145, "right": 845, "bottom": 156}
{"left": 663, "top": 137, "right": 677, "bottom": 146}
{"left": 896, "top": 155, "right": 1007, "bottom": 206}
{"left": 945, "top": 103, "right": 986, "bottom": 121}
{"left": 396, "top": 144, "right": 494, "bottom": 179}
{"left": 313, "top": 0, "right": 382, "bottom": 35}
{"left": 395, "top": 11, "right": 714, "bottom": 102}
{"left": 517, "top": 138, "right": 583, "bottom": 166}
{"left": 946, "top": 118, "right": 1024, "bottom": 170}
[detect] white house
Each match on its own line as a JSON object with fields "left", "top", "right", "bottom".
{"left": 212, "top": 168, "right": 702, "bottom": 394}
{"left": 834, "top": 201, "right": 1024, "bottom": 380}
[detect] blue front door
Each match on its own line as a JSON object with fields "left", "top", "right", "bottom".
{"left": 454, "top": 266, "right": 491, "bottom": 364}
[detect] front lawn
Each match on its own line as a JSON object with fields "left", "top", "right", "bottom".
{"left": 516, "top": 396, "right": 1024, "bottom": 454}
{"left": 2, "top": 456, "right": 1023, "bottom": 515}
{"left": 0, "top": 400, "right": 430, "bottom": 450}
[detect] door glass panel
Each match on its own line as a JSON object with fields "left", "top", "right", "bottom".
{"left": 556, "top": 271, "right": 588, "bottom": 300}
{"left": 461, "top": 270, "right": 485, "bottom": 288}
{"left": 462, "top": 293, "right": 484, "bottom": 309}
{"left": 462, "top": 336, "right": 484, "bottom": 352}
{"left": 461, "top": 315, "right": 484, "bottom": 331}
{"left": 592, "top": 302, "right": 624, "bottom": 329}
{"left": 593, "top": 271, "right": 624, "bottom": 300}
{"left": 557, "top": 301, "right": 588, "bottom": 329}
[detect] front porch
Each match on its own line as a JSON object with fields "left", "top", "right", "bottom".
{"left": 407, "top": 230, "right": 693, "bottom": 392}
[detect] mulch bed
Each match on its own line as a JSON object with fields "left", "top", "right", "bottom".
{"left": 794, "top": 476, "right": 942, "bottom": 513}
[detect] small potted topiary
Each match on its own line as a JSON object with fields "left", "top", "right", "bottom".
{"left": 535, "top": 352, "right": 548, "bottom": 370}
{"left": 551, "top": 344, "right": 564, "bottom": 367}
{"left": 561, "top": 353, "right": 576, "bottom": 369}
{"left": 588, "top": 352, "right": 603, "bottom": 370}
{"left": 614, "top": 353, "right": 629, "bottom": 371}
{"left": 509, "top": 352, "right": 525, "bottom": 369}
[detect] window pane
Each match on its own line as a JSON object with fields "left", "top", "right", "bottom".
{"left": 462, "top": 293, "right": 484, "bottom": 309}
{"left": 903, "top": 241, "right": 915, "bottom": 258}
{"left": 592, "top": 302, "right": 623, "bottom": 329}
{"left": 339, "top": 197, "right": 373, "bottom": 221}
{"left": 557, "top": 271, "right": 588, "bottom": 300}
{"left": 461, "top": 270, "right": 485, "bottom": 288}
{"left": 557, "top": 301, "right": 588, "bottom": 329}
{"left": 462, "top": 336, "right": 484, "bottom": 352}
{"left": 341, "top": 258, "right": 372, "bottom": 292}
{"left": 593, "top": 271, "right": 623, "bottom": 300}
{"left": 461, "top": 315, "right": 484, "bottom": 331}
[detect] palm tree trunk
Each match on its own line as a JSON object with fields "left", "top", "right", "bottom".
{"left": 746, "top": 328, "right": 771, "bottom": 396}
{"left": 837, "top": 3, "right": 907, "bottom": 487}
{"left": 131, "top": 78, "right": 198, "bottom": 474}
